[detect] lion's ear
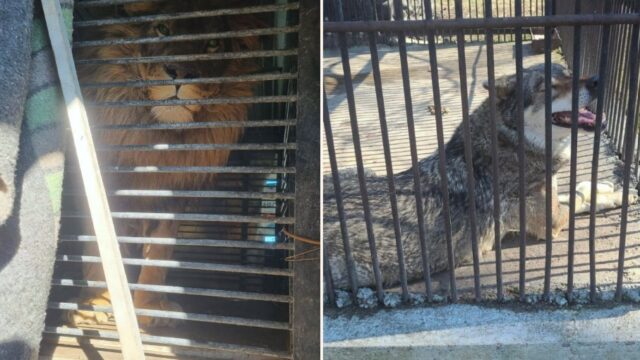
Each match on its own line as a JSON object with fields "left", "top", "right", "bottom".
{"left": 483, "top": 74, "right": 517, "bottom": 99}
{"left": 123, "top": 3, "right": 160, "bottom": 16}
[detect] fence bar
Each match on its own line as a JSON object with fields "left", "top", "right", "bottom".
{"left": 323, "top": 92, "right": 359, "bottom": 301}
{"left": 62, "top": 211, "right": 295, "bottom": 224}
{"left": 483, "top": 0, "right": 504, "bottom": 302}
{"left": 88, "top": 95, "right": 297, "bottom": 107}
{"left": 387, "top": 0, "right": 416, "bottom": 302}
{"left": 323, "top": 240, "right": 336, "bottom": 306}
{"left": 57, "top": 255, "right": 292, "bottom": 276}
{"left": 96, "top": 119, "right": 296, "bottom": 131}
{"left": 59, "top": 235, "right": 294, "bottom": 250}
{"left": 102, "top": 165, "right": 295, "bottom": 174}
{"left": 615, "top": 23, "right": 640, "bottom": 301}
{"left": 74, "top": 3, "right": 300, "bottom": 25}
{"left": 74, "top": 26, "right": 300, "bottom": 47}
{"left": 567, "top": 0, "right": 582, "bottom": 302}
{"left": 77, "top": 49, "right": 298, "bottom": 65}
{"left": 337, "top": 33, "right": 385, "bottom": 303}
{"left": 615, "top": 22, "right": 634, "bottom": 156}
{"left": 52, "top": 279, "right": 291, "bottom": 302}
{"left": 588, "top": 1, "right": 613, "bottom": 302}
{"left": 44, "top": 327, "right": 291, "bottom": 359}
{"left": 514, "top": 0, "right": 527, "bottom": 302}
{"left": 425, "top": 0, "right": 457, "bottom": 301}
{"left": 81, "top": 72, "right": 297, "bottom": 89}
{"left": 454, "top": 0, "right": 481, "bottom": 302}
{"left": 49, "top": 302, "right": 289, "bottom": 330}
{"left": 542, "top": 0, "right": 553, "bottom": 300}
{"left": 323, "top": 14, "right": 640, "bottom": 33}
{"left": 612, "top": 17, "right": 633, "bottom": 155}
{"left": 66, "top": 189, "right": 296, "bottom": 200}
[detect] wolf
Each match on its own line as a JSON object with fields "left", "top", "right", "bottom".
{"left": 324, "top": 63, "right": 606, "bottom": 289}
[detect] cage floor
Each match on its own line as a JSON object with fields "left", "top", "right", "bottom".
{"left": 323, "top": 42, "right": 640, "bottom": 299}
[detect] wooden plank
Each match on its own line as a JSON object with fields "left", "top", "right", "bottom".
{"left": 41, "top": 0, "right": 145, "bottom": 358}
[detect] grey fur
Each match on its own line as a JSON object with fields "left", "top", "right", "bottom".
{"left": 324, "top": 63, "right": 597, "bottom": 289}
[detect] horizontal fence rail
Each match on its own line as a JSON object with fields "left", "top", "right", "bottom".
{"left": 323, "top": 0, "right": 640, "bottom": 308}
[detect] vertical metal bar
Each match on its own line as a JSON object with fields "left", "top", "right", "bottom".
{"left": 323, "top": 93, "right": 359, "bottom": 301}
{"left": 616, "top": 23, "right": 640, "bottom": 301}
{"left": 587, "top": 1, "right": 613, "bottom": 303}
{"left": 542, "top": 0, "right": 553, "bottom": 300}
{"left": 454, "top": 0, "right": 481, "bottom": 302}
{"left": 294, "top": 2, "right": 320, "bottom": 354}
{"left": 566, "top": 0, "right": 582, "bottom": 302}
{"left": 337, "top": 33, "right": 385, "bottom": 303}
{"left": 323, "top": 241, "right": 336, "bottom": 306}
{"left": 368, "top": 29, "right": 410, "bottom": 301}
{"left": 509, "top": 0, "right": 514, "bottom": 42}
{"left": 424, "top": 0, "right": 457, "bottom": 301}
{"left": 484, "top": 0, "right": 504, "bottom": 302}
{"left": 615, "top": 22, "right": 633, "bottom": 156}
{"left": 514, "top": 0, "right": 527, "bottom": 302}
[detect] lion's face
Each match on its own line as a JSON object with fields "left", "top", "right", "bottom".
{"left": 78, "top": 1, "right": 262, "bottom": 125}
{"left": 138, "top": 16, "right": 252, "bottom": 123}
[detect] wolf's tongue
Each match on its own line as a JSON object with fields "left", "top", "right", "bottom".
{"left": 553, "top": 108, "right": 598, "bottom": 130}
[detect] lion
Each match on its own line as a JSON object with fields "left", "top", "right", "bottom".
{"left": 68, "top": 1, "right": 264, "bottom": 328}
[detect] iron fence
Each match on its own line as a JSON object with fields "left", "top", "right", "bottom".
{"left": 43, "top": 0, "right": 304, "bottom": 358}
{"left": 323, "top": 0, "right": 640, "bottom": 308}
{"left": 324, "top": 0, "right": 546, "bottom": 47}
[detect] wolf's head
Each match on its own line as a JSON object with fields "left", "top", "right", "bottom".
{"left": 484, "top": 63, "right": 600, "bottom": 159}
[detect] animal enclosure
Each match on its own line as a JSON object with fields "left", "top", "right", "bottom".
{"left": 323, "top": 0, "right": 640, "bottom": 307}
{"left": 38, "top": 0, "right": 316, "bottom": 359}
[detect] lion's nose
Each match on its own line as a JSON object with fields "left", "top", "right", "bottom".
{"left": 586, "top": 75, "right": 598, "bottom": 90}
{"left": 164, "top": 65, "right": 178, "bottom": 79}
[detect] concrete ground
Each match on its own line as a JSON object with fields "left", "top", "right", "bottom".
{"left": 323, "top": 42, "right": 640, "bottom": 299}
{"left": 323, "top": 304, "right": 640, "bottom": 359}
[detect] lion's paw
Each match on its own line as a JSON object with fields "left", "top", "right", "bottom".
{"left": 136, "top": 298, "right": 183, "bottom": 328}
{"left": 66, "top": 295, "right": 114, "bottom": 326}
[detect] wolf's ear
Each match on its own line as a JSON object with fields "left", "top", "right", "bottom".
{"left": 483, "top": 75, "right": 517, "bottom": 99}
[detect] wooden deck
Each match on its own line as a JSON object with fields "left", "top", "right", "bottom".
{"left": 323, "top": 42, "right": 640, "bottom": 298}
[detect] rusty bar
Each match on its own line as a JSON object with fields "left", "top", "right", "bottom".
{"left": 338, "top": 33, "right": 385, "bottom": 302}
{"left": 615, "top": 23, "right": 640, "bottom": 301}
{"left": 323, "top": 92, "right": 359, "bottom": 301}
{"left": 454, "top": 0, "right": 481, "bottom": 302}
{"left": 588, "top": 0, "right": 613, "bottom": 303}
{"left": 567, "top": 0, "right": 582, "bottom": 302}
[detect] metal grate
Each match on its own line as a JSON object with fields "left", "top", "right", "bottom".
{"left": 43, "top": 0, "right": 300, "bottom": 358}
{"left": 323, "top": 0, "right": 546, "bottom": 47}
{"left": 324, "top": 0, "right": 640, "bottom": 308}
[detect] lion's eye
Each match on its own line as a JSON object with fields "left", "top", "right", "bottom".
{"left": 207, "top": 39, "right": 219, "bottom": 49}
{"left": 155, "top": 23, "right": 170, "bottom": 36}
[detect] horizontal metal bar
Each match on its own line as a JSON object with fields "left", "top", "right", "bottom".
{"left": 80, "top": 72, "right": 297, "bottom": 89}
{"left": 59, "top": 235, "right": 294, "bottom": 250}
{"left": 62, "top": 211, "right": 295, "bottom": 224}
{"left": 74, "top": 26, "right": 300, "bottom": 47}
{"left": 56, "top": 255, "right": 292, "bottom": 276}
{"left": 52, "top": 278, "right": 291, "bottom": 302}
{"left": 74, "top": 3, "right": 299, "bottom": 25}
{"left": 101, "top": 165, "right": 295, "bottom": 174}
{"left": 93, "top": 119, "right": 296, "bottom": 131}
{"left": 75, "top": 0, "right": 167, "bottom": 7}
{"left": 88, "top": 95, "right": 297, "bottom": 107}
{"left": 324, "top": 14, "right": 640, "bottom": 33}
{"left": 97, "top": 142, "right": 296, "bottom": 152}
{"left": 44, "top": 327, "right": 291, "bottom": 359}
{"left": 77, "top": 49, "right": 298, "bottom": 65}
{"left": 65, "top": 189, "right": 295, "bottom": 200}
{"left": 49, "top": 302, "right": 289, "bottom": 330}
